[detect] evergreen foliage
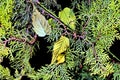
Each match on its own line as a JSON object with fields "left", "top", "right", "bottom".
{"left": 0, "top": 0, "right": 120, "bottom": 80}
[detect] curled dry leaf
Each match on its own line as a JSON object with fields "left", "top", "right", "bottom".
{"left": 56, "top": 54, "right": 65, "bottom": 64}
{"left": 51, "top": 36, "right": 70, "bottom": 65}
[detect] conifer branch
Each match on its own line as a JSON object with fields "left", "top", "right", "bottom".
{"left": 92, "top": 43, "right": 105, "bottom": 71}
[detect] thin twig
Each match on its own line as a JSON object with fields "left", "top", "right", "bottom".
{"left": 92, "top": 43, "right": 98, "bottom": 61}
{"left": 81, "top": 17, "right": 90, "bottom": 36}
{"left": 40, "top": 8, "right": 67, "bottom": 31}
{"left": 107, "top": 50, "right": 120, "bottom": 62}
{"left": 88, "top": 0, "right": 91, "bottom": 5}
{"left": 3, "top": 34, "right": 37, "bottom": 46}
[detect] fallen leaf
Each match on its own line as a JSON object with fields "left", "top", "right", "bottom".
{"left": 32, "top": 5, "right": 51, "bottom": 37}
{"left": 59, "top": 7, "right": 76, "bottom": 30}
{"left": 51, "top": 36, "right": 69, "bottom": 64}
{"left": 57, "top": 54, "right": 65, "bottom": 64}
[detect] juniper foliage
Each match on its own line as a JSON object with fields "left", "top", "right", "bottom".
{"left": 0, "top": 0, "right": 120, "bottom": 80}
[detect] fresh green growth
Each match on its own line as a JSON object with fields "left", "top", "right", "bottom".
{"left": 0, "top": 0, "right": 13, "bottom": 37}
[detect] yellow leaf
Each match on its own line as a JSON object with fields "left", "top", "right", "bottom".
{"left": 51, "top": 36, "right": 69, "bottom": 64}
{"left": 32, "top": 5, "right": 51, "bottom": 37}
{"left": 57, "top": 54, "right": 65, "bottom": 64}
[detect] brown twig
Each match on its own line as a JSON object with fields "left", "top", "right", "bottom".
{"left": 81, "top": 17, "right": 90, "bottom": 36}
{"left": 3, "top": 34, "right": 37, "bottom": 46}
{"left": 28, "top": 34, "right": 37, "bottom": 44}
{"left": 88, "top": 0, "right": 91, "bottom": 5}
